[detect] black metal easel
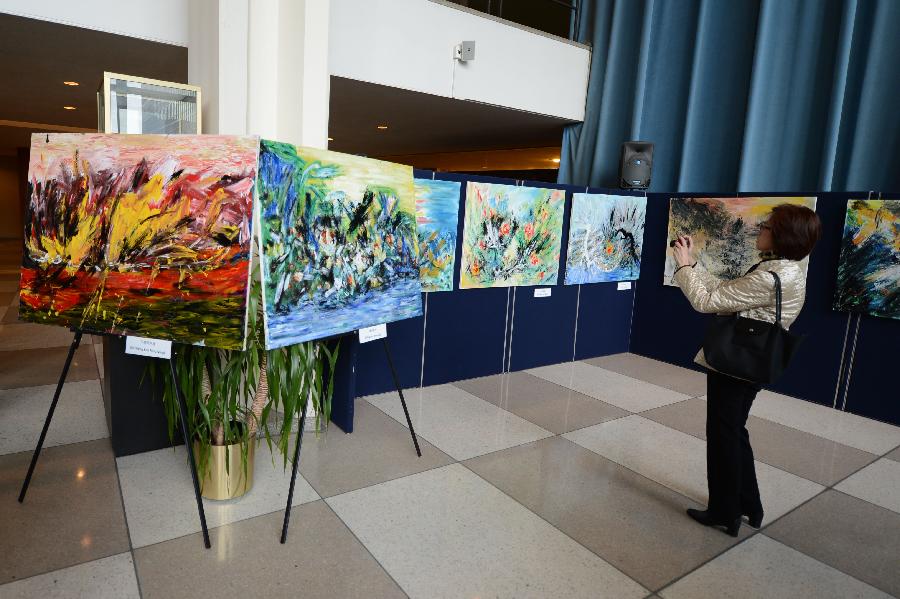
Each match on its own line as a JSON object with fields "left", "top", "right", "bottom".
{"left": 279, "top": 334, "right": 422, "bottom": 544}
{"left": 18, "top": 329, "right": 212, "bottom": 550}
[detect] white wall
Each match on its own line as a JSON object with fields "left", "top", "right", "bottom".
{"left": 0, "top": 0, "right": 189, "bottom": 46}
{"left": 329, "top": 0, "right": 590, "bottom": 121}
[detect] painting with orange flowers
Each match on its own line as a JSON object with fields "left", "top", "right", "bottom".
{"left": 564, "top": 193, "right": 646, "bottom": 284}
{"left": 833, "top": 199, "right": 900, "bottom": 320}
{"left": 459, "top": 182, "right": 565, "bottom": 288}
{"left": 19, "top": 133, "right": 258, "bottom": 350}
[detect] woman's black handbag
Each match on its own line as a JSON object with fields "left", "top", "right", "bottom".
{"left": 702, "top": 272, "right": 804, "bottom": 384}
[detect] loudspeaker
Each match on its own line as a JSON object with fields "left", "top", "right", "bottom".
{"left": 619, "top": 141, "right": 653, "bottom": 189}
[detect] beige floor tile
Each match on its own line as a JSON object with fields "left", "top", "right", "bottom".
{"left": 527, "top": 361, "right": 690, "bottom": 412}
{"left": 328, "top": 463, "right": 648, "bottom": 599}
{"left": 93, "top": 344, "right": 104, "bottom": 380}
{"left": 117, "top": 438, "right": 319, "bottom": 548}
{"left": 454, "top": 371, "right": 629, "bottom": 434}
{"left": 659, "top": 534, "right": 891, "bottom": 599}
{"left": 0, "top": 553, "right": 140, "bottom": 599}
{"left": 365, "top": 384, "right": 552, "bottom": 460}
{"left": 464, "top": 437, "right": 749, "bottom": 591}
{"left": 584, "top": 353, "right": 707, "bottom": 397}
{"left": 835, "top": 459, "right": 900, "bottom": 514}
{"left": 299, "top": 400, "right": 454, "bottom": 498}
{"left": 766, "top": 490, "right": 900, "bottom": 597}
{"left": 0, "top": 345, "right": 98, "bottom": 390}
{"left": 0, "top": 439, "right": 130, "bottom": 584}
{"left": 643, "top": 398, "right": 878, "bottom": 486}
{"left": 750, "top": 390, "right": 900, "bottom": 454}
{"left": 0, "top": 380, "right": 108, "bottom": 456}
{"left": 564, "top": 415, "right": 825, "bottom": 525}
{"left": 134, "top": 502, "right": 406, "bottom": 599}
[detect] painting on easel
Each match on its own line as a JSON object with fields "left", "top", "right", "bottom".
{"left": 19, "top": 133, "right": 259, "bottom": 349}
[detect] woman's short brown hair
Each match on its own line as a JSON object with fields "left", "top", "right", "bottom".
{"left": 768, "top": 204, "right": 822, "bottom": 260}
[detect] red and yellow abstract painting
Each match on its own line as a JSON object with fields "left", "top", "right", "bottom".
{"left": 19, "top": 133, "right": 259, "bottom": 349}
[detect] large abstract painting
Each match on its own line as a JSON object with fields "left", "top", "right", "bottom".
{"left": 19, "top": 133, "right": 258, "bottom": 350}
{"left": 256, "top": 140, "right": 422, "bottom": 349}
{"left": 833, "top": 199, "right": 900, "bottom": 320}
{"left": 414, "top": 178, "right": 460, "bottom": 292}
{"left": 459, "top": 182, "right": 565, "bottom": 288}
{"left": 664, "top": 196, "right": 817, "bottom": 285}
{"left": 564, "top": 193, "right": 646, "bottom": 284}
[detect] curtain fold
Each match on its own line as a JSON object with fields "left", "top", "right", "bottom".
{"left": 560, "top": 0, "right": 900, "bottom": 193}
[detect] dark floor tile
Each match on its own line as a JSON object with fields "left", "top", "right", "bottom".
{"left": 464, "top": 436, "right": 749, "bottom": 591}
{"left": 134, "top": 501, "right": 407, "bottom": 599}
{"left": 454, "top": 371, "right": 629, "bottom": 434}
{"left": 0, "top": 344, "right": 98, "bottom": 389}
{"left": 643, "top": 398, "right": 878, "bottom": 486}
{"left": 765, "top": 490, "right": 900, "bottom": 597}
{"left": 584, "top": 353, "right": 707, "bottom": 397}
{"left": 0, "top": 439, "right": 130, "bottom": 584}
{"left": 300, "top": 400, "right": 454, "bottom": 497}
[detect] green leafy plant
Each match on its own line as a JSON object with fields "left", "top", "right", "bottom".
{"left": 149, "top": 258, "right": 340, "bottom": 483}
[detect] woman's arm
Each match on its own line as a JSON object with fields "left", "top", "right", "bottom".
{"left": 674, "top": 267, "right": 774, "bottom": 314}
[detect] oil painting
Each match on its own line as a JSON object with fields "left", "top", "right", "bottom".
{"left": 256, "top": 140, "right": 422, "bottom": 349}
{"left": 19, "top": 133, "right": 258, "bottom": 350}
{"left": 564, "top": 193, "right": 646, "bottom": 284}
{"left": 459, "top": 182, "right": 565, "bottom": 289}
{"left": 833, "top": 199, "right": 899, "bottom": 320}
{"left": 414, "top": 178, "right": 460, "bottom": 292}
{"left": 664, "top": 196, "right": 817, "bottom": 285}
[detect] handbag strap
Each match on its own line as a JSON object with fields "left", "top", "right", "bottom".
{"left": 769, "top": 271, "right": 783, "bottom": 325}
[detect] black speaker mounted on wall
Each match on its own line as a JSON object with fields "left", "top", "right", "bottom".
{"left": 619, "top": 141, "right": 654, "bottom": 189}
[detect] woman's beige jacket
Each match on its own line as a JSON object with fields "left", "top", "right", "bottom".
{"left": 673, "top": 259, "right": 807, "bottom": 370}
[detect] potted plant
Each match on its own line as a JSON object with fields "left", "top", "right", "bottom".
{"left": 150, "top": 266, "right": 339, "bottom": 500}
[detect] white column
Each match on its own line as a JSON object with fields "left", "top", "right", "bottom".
{"left": 192, "top": 0, "right": 330, "bottom": 147}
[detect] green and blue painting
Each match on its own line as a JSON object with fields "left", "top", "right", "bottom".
{"left": 414, "top": 178, "right": 460, "bottom": 292}
{"left": 256, "top": 140, "right": 422, "bottom": 349}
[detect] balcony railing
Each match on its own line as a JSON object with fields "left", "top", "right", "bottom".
{"left": 444, "top": 0, "right": 579, "bottom": 41}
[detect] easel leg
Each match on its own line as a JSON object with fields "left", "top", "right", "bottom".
{"left": 170, "top": 357, "right": 212, "bottom": 549}
{"left": 280, "top": 399, "right": 309, "bottom": 544}
{"left": 382, "top": 338, "right": 422, "bottom": 457}
{"left": 18, "top": 331, "right": 83, "bottom": 503}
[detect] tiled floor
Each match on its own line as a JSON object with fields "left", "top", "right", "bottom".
{"left": 1, "top": 241, "right": 900, "bottom": 597}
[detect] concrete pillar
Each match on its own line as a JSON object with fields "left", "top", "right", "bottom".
{"left": 190, "top": 0, "right": 330, "bottom": 148}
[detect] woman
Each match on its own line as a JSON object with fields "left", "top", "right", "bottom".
{"left": 671, "top": 203, "right": 821, "bottom": 536}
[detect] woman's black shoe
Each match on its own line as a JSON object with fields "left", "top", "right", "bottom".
{"left": 743, "top": 510, "right": 763, "bottom": 529}
{"left": 686, "top": 508, "right": 741, "bottom": 537}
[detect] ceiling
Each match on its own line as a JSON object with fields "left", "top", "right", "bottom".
{"left": 0, "top": 14, "right": 187, "bottom": 155}
{"left": 328, "top": 76, "right": 574, "bottom": 162}
{"left": 0, "top": 14, "right": 572, "bottom": 169}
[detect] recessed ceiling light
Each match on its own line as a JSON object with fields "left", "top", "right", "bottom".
{"left": 327, "top": 137, "right": 334, "bottom": 141}
{"left": 551, "top": 158, "right": 561, "bottom": 163}
{"left": 63, "top": 106, "right": 77, "bottom": 110}
{"left": 376, "top": 125, "right": 388, "bottom": 130}
{"left": 63, "top": 81, "right": 79, "bottom": 86}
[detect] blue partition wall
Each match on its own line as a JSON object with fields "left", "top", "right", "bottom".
{"left": 629, "top": 191, "right": 899, "bottom": 425}
{"left": 351, "top": 177, "right": 898, "bottom": 428}
{"left": 353, "top": 174, "right": 638, "bottom": 396}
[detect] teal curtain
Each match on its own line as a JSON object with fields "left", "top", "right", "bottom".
{"left": 559, "top": 0, "right": 900, "bottom": 192}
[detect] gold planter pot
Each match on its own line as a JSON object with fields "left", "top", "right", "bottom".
{"left": 194, "top": 440, "right": 255, "bottom": 500}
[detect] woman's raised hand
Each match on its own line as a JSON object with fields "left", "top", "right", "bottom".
{"left": 672, "top": 235, "right": 695, "bottom": 267}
